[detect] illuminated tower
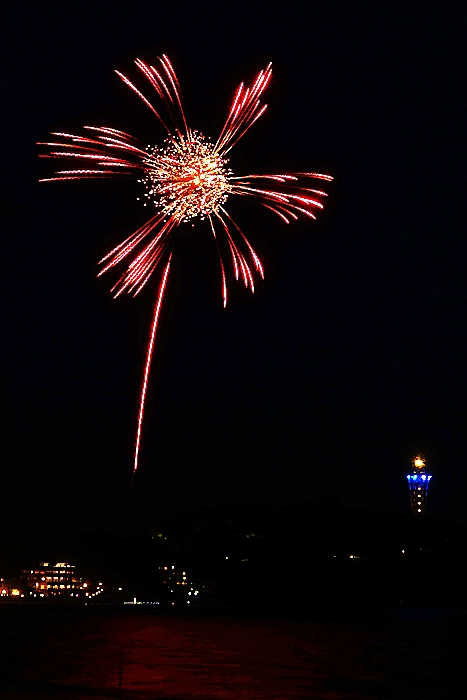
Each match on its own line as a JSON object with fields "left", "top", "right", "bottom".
{"left": 406, "top": 456, "right": 432, "bottom": 516}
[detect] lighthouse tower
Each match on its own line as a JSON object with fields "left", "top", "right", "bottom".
{"left": 407, "top": 456, "right": 432, "bottom": 516}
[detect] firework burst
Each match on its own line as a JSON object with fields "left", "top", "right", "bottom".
{"left": 39, "top": 55, "right": 333, "bottom": 476}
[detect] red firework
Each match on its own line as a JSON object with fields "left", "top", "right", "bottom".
{"left": 38, "top": 55, "right": 333, "bottom": 476}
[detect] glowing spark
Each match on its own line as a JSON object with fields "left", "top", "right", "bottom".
{"left": 38, "top": 55, "right": 333, "bottom": 476}
{"left": 133, "top": 256, "right": 172, "bottom": 478}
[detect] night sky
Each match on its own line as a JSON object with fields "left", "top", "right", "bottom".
{"left": 2, "top": 1, "right": 466, "bottom": 541}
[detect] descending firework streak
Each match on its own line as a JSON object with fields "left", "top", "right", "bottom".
{"left": 39, "top": 55, "right": 333, "bottom": 476}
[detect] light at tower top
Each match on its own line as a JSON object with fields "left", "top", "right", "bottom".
{"left": 406, "top": 455, "right": 432, "bottom": 516}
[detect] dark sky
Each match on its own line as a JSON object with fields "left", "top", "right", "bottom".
{"left": 2, "top": 0, "right": 466, "bottom": 539}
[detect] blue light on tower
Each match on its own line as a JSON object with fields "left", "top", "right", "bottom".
{"left": 407, "top": 456, "right": 432, "bottom": 516}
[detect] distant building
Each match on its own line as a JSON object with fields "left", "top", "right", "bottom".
{"left": 158, "top": 565, "right": 200, "bottom": 604}
{"left": 0, "top": 578, "right": 24, "bottom": 598}
{"left": 21, "top": 562, "right": 87, "bottom": 598}
{"left": 406, "top": 456, "right": 433, "bottom": 516}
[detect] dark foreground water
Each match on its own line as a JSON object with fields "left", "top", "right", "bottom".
{"left": 0, "top": 605, "right": 463, "bottom": 699}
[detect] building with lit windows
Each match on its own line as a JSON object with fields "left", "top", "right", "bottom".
{"left": 0, "top": 578, "right": 24, "bottom": 598}
{"left": 22, "top": 562, "right": 87, "bottom": 598}
{"left": 158, "top": 565, "right": 200, "bottom": 604}
{"left": 407, "top": 456, "right": 433, "bottom": 516}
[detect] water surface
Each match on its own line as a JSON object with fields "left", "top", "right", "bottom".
{"left": 0, "top": 606, "right": 461, "bottom": 699}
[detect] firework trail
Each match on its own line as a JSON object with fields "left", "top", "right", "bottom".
{"left": 39, "top": 56, "right": 333, "bottom": 476}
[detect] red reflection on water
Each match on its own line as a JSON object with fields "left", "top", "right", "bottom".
{"left": 60, "top": 614, "right": 372, "bottom": 699}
